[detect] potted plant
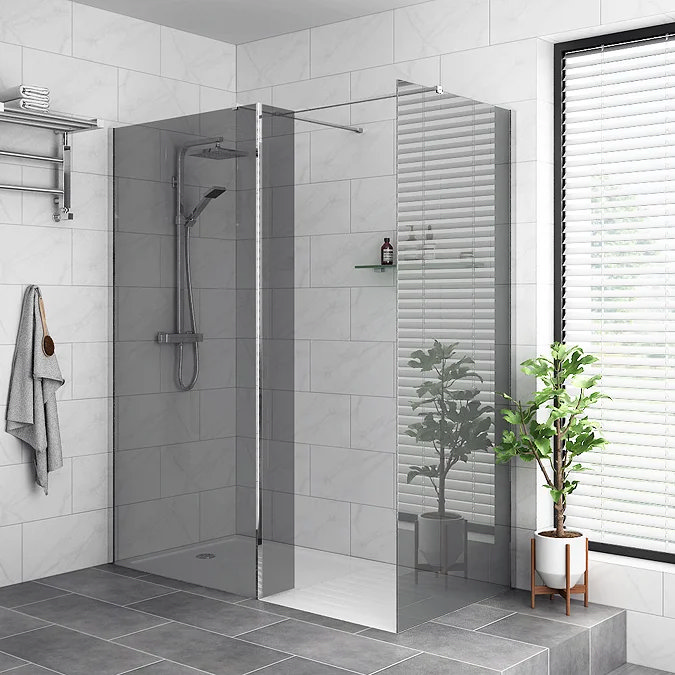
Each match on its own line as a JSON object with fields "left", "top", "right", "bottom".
{"left": 494, "top": 342, "right": 607, "bottom": 589}
{"left": 406, "top": 340, "right": 493, "bottom": 571}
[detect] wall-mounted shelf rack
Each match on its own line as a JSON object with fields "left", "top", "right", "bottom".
{"left": 0, "top": 103, "right": 102, "bottom": 221}
{"left": 355, "top": 264, "right": 397, "bottom": 273}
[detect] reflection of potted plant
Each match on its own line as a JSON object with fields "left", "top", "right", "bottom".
{"left": 406, "top": 340, "right": 493, "bottom": 571}
{"left": 494, "top": 343, "right": 607, "bottom": 589}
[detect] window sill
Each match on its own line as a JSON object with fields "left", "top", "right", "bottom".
{"left": 590, "top": 550, "right": 675, "bottom": 574}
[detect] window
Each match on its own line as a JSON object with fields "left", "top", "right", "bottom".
{"left": 556, "top": 25, "right": 675, "bottom": 562}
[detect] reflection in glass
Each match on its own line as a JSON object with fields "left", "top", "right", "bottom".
{"left": 396, "top": 81, "right": 511, "bottom": 630}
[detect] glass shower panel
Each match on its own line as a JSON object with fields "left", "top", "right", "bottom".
{"left": 113, "top": 105, "right": 259, "bottom": 597}
{"left": 255, "top": 101, "right": 399, "bottom": 633}
{"left": 396, "top": 81, "right": 511, "bottom": 630}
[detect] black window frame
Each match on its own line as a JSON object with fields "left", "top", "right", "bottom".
{"left": 555, "top": 22, "right": 675, "bottom": 566}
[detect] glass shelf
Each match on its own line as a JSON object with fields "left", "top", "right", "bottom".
{"left": 354, "top": 264, "right": 397, "bottom": 273}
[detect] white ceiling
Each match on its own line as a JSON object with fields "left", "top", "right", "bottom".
{"left": 71, "top": 0, "right": 430, "bottom": 44}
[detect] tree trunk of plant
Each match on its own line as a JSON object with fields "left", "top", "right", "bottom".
{"left": 438, "top": 447, "right": 445, "bottom": 516}
{"left": 554, "top": 418, "right": 565, "bottom": 537}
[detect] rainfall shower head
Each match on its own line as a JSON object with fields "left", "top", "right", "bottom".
{"left": 185, "top": 187, "right": 227, "bottom": 226}
{"left": 189, "top": 145, "right": 247, "bottom": 160}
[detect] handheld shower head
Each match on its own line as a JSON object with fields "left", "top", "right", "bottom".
{"left": 185, "top": 186, "right": 227, "bottom": 226}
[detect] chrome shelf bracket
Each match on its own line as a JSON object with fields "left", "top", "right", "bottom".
{"left": 53, "top": 132, "right": 73, "bottom": 222}
{"left": 0, "top": 104, "right": 101, "bottom": 222}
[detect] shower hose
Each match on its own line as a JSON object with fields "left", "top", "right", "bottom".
{"left": 177, "top": 224, "right": 199, "bottom": 391}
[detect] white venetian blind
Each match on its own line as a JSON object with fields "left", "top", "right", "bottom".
{"left": 396, "top": 82, "right": 501, "bottom": 527}
{"left": 562, "top": 36, "right": 675, "bottom": 554}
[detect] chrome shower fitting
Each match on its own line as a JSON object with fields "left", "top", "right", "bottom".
{"left": 184, "top": 186, "right": 228, "bottom": 227}
{"left": 157, "top": 136, "right": 239, "bottom": 391}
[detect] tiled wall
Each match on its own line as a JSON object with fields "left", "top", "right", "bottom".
{"left": 0, "top": 0, "right": 236, "bottom": 585}
{"left": 236, "top": 0, "right": 675, "bottom": 666}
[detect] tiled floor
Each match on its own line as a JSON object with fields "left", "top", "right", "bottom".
{"left": 0, "top": 564, "right": 656, "bottom": 675}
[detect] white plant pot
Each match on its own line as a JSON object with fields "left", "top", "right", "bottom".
{"left": 534, "top": 529, "right": 587, "bottom": 589}
{"left": 418, "top": 512, "right": 466, "bottom": 569}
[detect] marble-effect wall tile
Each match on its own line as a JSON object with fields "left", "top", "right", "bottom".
{"left": 23, "top": 510, "right": 109, "bottom": 580}
{"left": 0, "top": 0, "right": 71, "bottom": 53}
{"left": 115, "top": 495, "right": 200, "bottom": 559}
{"left": 73, "top": 3, "right": 161, "bottom": 73}
{"left": 351, "top": 504, "right": 396, "bottom": 563}
{"left": 0, "top": 525, "right": 21, "bottom": 586}
{"left": 311, "top": 13, "right": 393, "bottom": 78}
{"left": 238, "top": 30, "right": 310, "bottom": 89}
{"left": 394, "top": 0, "right": 489, "bottom": 61}
{"left": 161, "top": 26, "right": 236, "bottom": 90}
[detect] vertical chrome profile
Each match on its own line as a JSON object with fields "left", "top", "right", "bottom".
{"left": 255, "top": 102, "right": 263, "bottom": 598}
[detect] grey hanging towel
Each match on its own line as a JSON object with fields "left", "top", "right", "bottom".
{"left": 6, "top": 286, "right": 64, "bottom": 494}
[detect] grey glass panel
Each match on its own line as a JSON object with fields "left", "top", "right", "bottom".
{"left": 254, "top": 101, "right": 399, "bottom": 634}
{"left": 113, "top": 106, "right": 259, "bottom": 597}
{"left": 396, "top": 80, "right": 511, "bottom": 631}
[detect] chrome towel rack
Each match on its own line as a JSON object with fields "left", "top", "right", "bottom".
{"left": 0, "top": 103, "right": 101, "bottom": 221}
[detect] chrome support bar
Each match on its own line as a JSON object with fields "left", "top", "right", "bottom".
{"left": 291, "top": 84, "right": 444, "bottom": 114}
{"left": 290, "top": 114, "right": 363, "bottom": 134}
{"left": 157, "top": 332, "right": 204, "bottom": 344}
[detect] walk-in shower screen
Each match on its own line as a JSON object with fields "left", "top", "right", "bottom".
{"left": 112, "top": 104, "right": 296, "bottom": 599}
{"left": 396, "top": 81, "right": 511, "bottom": 630}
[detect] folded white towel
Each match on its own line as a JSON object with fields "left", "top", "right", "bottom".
{"left": 4, "top": 99, "right": 50, "bottom": 112}
{"left": 6, "top": 286, "right": 64, "bottom": 495}
{"left": 0, "top": 85, "right": 50, "bottom": 102}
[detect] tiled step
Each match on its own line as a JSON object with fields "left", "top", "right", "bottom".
{"left": 364, "top": 589, "right": 627, "bottom": 674}
{"left": 477, "top": 589, "right": 626, "bottom": 675}
{"left": 609, "top": 665, "right": 675, "bottom": 675}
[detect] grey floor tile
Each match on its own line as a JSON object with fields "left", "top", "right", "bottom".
{"left": 480, "top": 589, "right": 622, "bottom": 628}
{"left": 503, "top": 650, "right": 550, "bottom": 675}
{"left": 361, "top": 622, "right": 546, "bottom": 672}
{"left": 0, "top": 625, "right": 157, "bottom": 675}
{"left": 18, "top": 593, "right": 170, "bottom": 640}
{"left": 253, "top": 656, "right": 355, "bottom": 674}
{"left": 0, "top": 650, "right": 26, "bottom": 672}
{"left": 376, "top": 652, "right": 498, "bottom": 674}
{"left": 96, "top": 563, "right": 149, "bottom": 578}
{"left": 137, "top": 573, "right": 249, "bottom": 603}
{"left": 397, "top": 575, "right": 507, "bottom": 630}
{"left": 5, "top": 667, "right": 60, "bottom": 675}
{"left": 609, "top": 665, "right": 675, "bottom": 675}
{"left": 241, "top": 619, "right": 419, "bottom": 674}
{"left": 116, "top": 621, "right": 289, "bottom": 675}
{"left": 36, "top": 568, "right": 175, "bottom": 606}
{"left": 241, "top": 599, "right": 368, "bottom": 633}
{"left": 0, "top": 582, "right": 70, "bottom": 609}
{"left": 125, "top": 661, "right": 209, "bottom": 674}
{"left": 592, "top": 613, "right": 626, "bottom": 675}
{"left": 130, "top": 591, "right": 284, "bottom": 637}
{"left": 434, "top": 604, "right": 516, "bottom": 630}
{"left": 479, "top": 612, "right": 589, "bottom": 674}
{"left": 0, "top": 608, "right": 48, "bottom": 639}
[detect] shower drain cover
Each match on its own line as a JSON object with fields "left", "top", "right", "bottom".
{"left": 195, "top": 553, "right": 216, "bottom": 559}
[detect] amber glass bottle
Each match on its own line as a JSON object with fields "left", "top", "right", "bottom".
{"left": 381, "top": 237, "right": 394, "bottom": 265}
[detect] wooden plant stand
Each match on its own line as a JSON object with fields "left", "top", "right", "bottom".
{"left": 530, "top": 537, "right": 588, "bottom": 616}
